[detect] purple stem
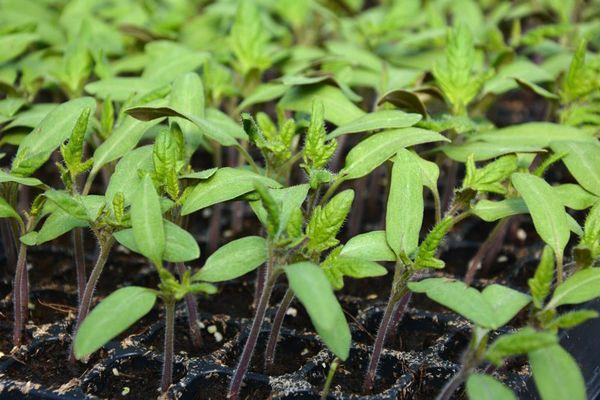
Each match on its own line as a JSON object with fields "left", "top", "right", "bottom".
{"left": 264, "top": 288, "right": 294, "bottom": 369}
{"left": 160, "top": 298, "right": 176, "bottom": 393}
{"left": 12, "top": 242, "right": 27, "bottom": 346}
{"left": 176, "top": 262, "right": 202, "bottom": 348}
{"left": 73, "top": 227, "right": 87, "bottom": 304}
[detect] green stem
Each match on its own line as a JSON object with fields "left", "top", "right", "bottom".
{"left": 236, "top": 144, "right": 260, "bottom": 174}
{"left": 321, "top": 357, "right": 339, "bottom": 400}
{"left": 319, "top": 177, "right": 344, "bottom": 206}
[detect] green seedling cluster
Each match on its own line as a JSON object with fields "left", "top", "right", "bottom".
{"left": 0, "top": 0, "right": 598, "bottom": 399}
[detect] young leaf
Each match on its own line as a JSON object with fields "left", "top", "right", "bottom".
{"left": 550, "top": 141, "right": 600, "bottom": 197}
{"left": 321, "top": 247, "right": 387, "bottom": 290}
{"left": 511, "top": 173, "right": 570, "bottom": 257}
{"left": 413, "top": 217, "right": 454, "bottom": 269}
{"left": 306, "top": 189, "right": 354, "bottom": 253}
{"left": 340, "top": 231, "right": 396, "bottom": 262}
{"left": 0, "top": 170, "right": 44, "bottom": 187}
{"left": 105, "top": 146, "right": 153, "bottom": 205}
{"left": 340, "top": 128, "right": 448, "bottom": 181}
{"left": 485, "top": 328, "right": 557, "bottom": 365}
{"left": 181, "top": 168, "right": 281, "bottom": 215}
{"left": 528, "top": 246, "right": 555, "bottom": 308}
{"left": 386, "top": 149, "right": 423, "bottom": 258}
{"left": 169, "top": 72, "right": 205, "bottom": 150}
{"left": 11, "top": 97, "right": 95, "bottom": 176}
{"left": 74, "top": 287, "right": 157, "bottom": 359}
{"left": 250, "top": 184, "right": 309, "bottom": 237}
{"left": 467, "top": 374, "right": 516, "bottom": 400}
{"left": 327, "top": 110, "right": 422, "bottom": 139}
{"left": 463, "top": 154, "right": 517, "bottom": 195}
{"left": 552, "top": 184, "right": 598, "bottom": 210}
{"left": 60, "top": 107, "right": 92, "bottom": 175}
{"left": 44, "top": 190, "right": 90, "bottom": 221}
{"left": 546, "top": 310, "right": 599, "bottom": 330}
{"left": 284, "top": 262, "right": 351, "bottom": 360}
{"left": 303, "top": 100, "right": 337, "bottom": 170}
{"left": 472, "top": 198, "right": 529, "bottom": 222}
{"left": 408, "top": 278, "right": 530, "bottom": 329}
{"left": 114, "top": 220, "right": 199, "bottom": 263}
{"left": 130, "top": 175, "right": 164, "bottom": 266}
{"left": 193, "top": 236, "right": 267, "bottom": 282}
{"left": 546, "top": 268, "right": 600, "bottom": 308}
{"left": 529, "top": 345, "right": 586, "bottom": 400}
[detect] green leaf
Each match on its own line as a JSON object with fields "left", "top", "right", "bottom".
{"left": 341, "top": 128, "right": 449, "bottom": 181}
{"left": 552, "top": 184, "right": 598, "bottom": 210}
{"left": 229, "top": 0, "right": 272, "bottom": 75}
{"left": 238, "top": 83, "right": 288, "bottom": 110}
{"left": 463, "top": 155, "right": 517, "bottom": 195}
{"left": 0, "top": 196, "right": 21, "bottom": 224}
{"left": 550, "top": 141, "right": 600, "bottom": 197}
{"left": 169, "top": 72, "right": 205, "bottom": 150}
{"left": 511, "top": 173, "right": 570, "bottom": 257}
{"left": 284, "top": 262, "right": 350, "bottom": 360}
{"left": 321, "top": 247, "right": 387, "bottom": 290}
{"left": 105, "top": 146, "right": 153, "bottom": 205}
{"left": 91, "top": 114, "right": 163, "bottom": 176}
{"left": 11, "top": 97, "right": 95, "bottom": 176}
{"left": 529, "top": 345, "right": 586, "bottom": 400}
{"left": 484, "top": 59, "right": 553, "bottom": 95}
{"left": 340, "top": 231, "right": 396, "bottom": 262}
{"left": 0, "top": 169, "right": 43, "bottom": 187}
{"left": 114, "top": 220, "right": 199, "bottom": 263}
{"left": 85, "top": 77, "right": 163, "bottom": 101}
{"left": 74, "top": 287, "right": 157, "bottom": 359}
{"left": 307, "top": 190, "right": 354, "bottom": 253}
{"left": 303, "top": 99, "right": 337, "bottom": 170}
{"left": 442, "top": 141, "right": 544, "bottom": 163}
{"left": 386, "top": 149, "right": 423, "bottom": 257}
{"left": 327, "top": 110, "right": 422, "bottom": 139}
{"left": 0, "top": 33, "right": 39, "bottom": 63}
{"left": 473, "top": 123, "right": 595, "bottom": 148}
{"left": 413, "top": 217, "right": 454, "bottom": 270}
{"left": 467, "top": 374, "right": 516, "bottom": 400}
{"left": 433, "top": 24, "right": 486, "bottom": 114}
{"left": 408, "top": 278, "right": 530, "bottom": 329}
{"left": 44, "top": 190, "right": 89, "bottom": 221}
{"left": 413, "top": 153, "right": 440, "bottom": 194}
{"left": 279, "top": 84, "right": 365, "bottom": 126}
{"left": 528, "top": 246, "right": 555, "bottom": 308}
{"left": 485, "top": 327, "right": 557, "bottom": 365}
{"left": 547, "top": 310, "right": 599, "bottom": 330}
{"left": 472, "top": 199, "right": 529, "bottom": 222}
{"left": 514, "top": 78, "right": 559, "bottom": 100}
{"left": 250, "top": 184, "right": 309, "bottom": 236}
{"left": 125, "top": 106, "right": 239, "bottom": 147}
{"left": 130, "top": 175, "right": 164, "bottom": 265}
{"left": 181, "top": 167, "right": 281, "bottom": 215}
{"left": 547, "top": 268, "right": 600, "bottom": 308}
{"left": 193, "top": 236, "right": 267, "bottom": 282}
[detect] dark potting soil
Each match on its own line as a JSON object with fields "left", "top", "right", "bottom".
{"left": 198, "top": 280, "right": 255, "bottom": 318}
{"left": 222, "top": 330, "right": 322, "bottom": 376}
{"left": 86, "top": 354, "right": 186, "bottom": 399}
{"left": 307, "top": 348, "right": 409, "bottom": 396}
{"left": 145, "top": 316, "right": 237, "bottom": 356}
{"left": 3, "top": 339, "right": 106, "bottom": 389}
{"left": 183, "top": 371, "right": 271, "bottom": 400}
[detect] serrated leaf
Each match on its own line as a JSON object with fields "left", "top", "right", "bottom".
{"left": 284, "top": 262, "right": 350, "bottom": 360}
{"left": 181, "top": 167, "right": 281, "bottom": 215}
{"left": 341, "top": 128, "right": 449, "bottom": 181}
{"left": 386, "top": 149, "right": 423, "bottom": 257}
{"left": 306, "top": 189, "right": 354, "bottom": 253}
{"left": 11, "top": 97, "right": 95, "bottom": 176}
{"left": 193, "top": 236, "right": 266, "bottom": 282}
{"left": 528, "top": 246, "right": 555, "bottom": 308}
{"left": 547, "top": 310, "right": 598, "bottom": 330}
{"left": 74, "top": 287, "right": 157, "bottom": 359}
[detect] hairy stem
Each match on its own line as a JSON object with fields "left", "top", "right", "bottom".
{"left": 264, "top": 288, "right": 294, "bottom": 369}
{"left": 362, "top": 289, "right": 397, "bottom": 393}
{"left": 321, "top": 357, "right": 339, "bottom": 400}
{"left": 70, "top": 237, "right": 113, "bottom": 361}
{"left": 176, "top": 263, "right": 202, "bottom": 348}
{"left": 12, "top": 241, "right": 28, "bottom": 346}
{"left": 253, "top": 263, "right": 267, "bottom": 309}
{"left": 386, "top": 292, "right": 412, "bottom": 337}
{"left": 228, "top": 267, "right": 278, "bottom": 399}
{"left": 73, "top": 227, "right": 87, "bottom": 303}
{"left": 435, "top": 363, "right": 470, "bottom": 400}
{"left": 160, "top": 298, "right": 176, "bottom": 393}
{"left": 556, "top": 251, "right": 564, "bottom": 284}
